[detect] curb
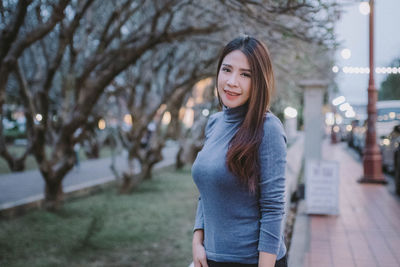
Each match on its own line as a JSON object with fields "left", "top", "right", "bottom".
{"left": 288, "top": 200, "right": 309, "bottom": 267}
{"left": 0, "top": 164, "right": 175, "bottom": 219}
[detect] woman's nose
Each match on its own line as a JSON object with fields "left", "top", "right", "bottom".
{"left": 227, "top": 74, "right": 239, "bottom": 87}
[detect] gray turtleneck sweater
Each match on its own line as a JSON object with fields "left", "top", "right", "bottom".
{"left": 192, "top": 104, "right": 287, "bottom": 264}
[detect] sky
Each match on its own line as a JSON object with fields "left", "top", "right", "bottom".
{"left": 334, "top": 0, "right": 400, "bottom": 105}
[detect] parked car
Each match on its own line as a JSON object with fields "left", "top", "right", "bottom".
{"left": 376, "top": 100, "right": 400, "bottom": 138}
{"left": 394, "top": 146, "right": 400, "bottom": 195}
{"left": 348, "top": 119, "right": 359, "bottom": 148}
{"left": 349, "top": 101, "right": 400, "bottom": 160}
{"left": 381, "top": 125, "right": 400, "bottom": 173}
{"left": 376, "top": 101, "right": 400, "bottom": 172}
{"left": 349, "top": 119, "right": 367, "bottom": 155}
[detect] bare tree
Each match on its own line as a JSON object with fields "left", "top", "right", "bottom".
{"left": 0, "top": 0, "right": 71, "bottom": 171}
{"left": 1, "top": 0, "right": 225, "bottom": 209}
{"left": 107, "top": 40, "right": 216, "bottom": 192}
{"left": 1, "top": 0, "right": 338, "bottom": 209}
{"left": 175, "top": 79, "right": 219, "bottom": 169}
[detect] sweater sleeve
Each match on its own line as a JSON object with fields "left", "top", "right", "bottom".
{"left": 257, "top": 115, "right": 287, "bottom": 254}
{"left": 193, "top": 196, "right": 204, "bottom": 231}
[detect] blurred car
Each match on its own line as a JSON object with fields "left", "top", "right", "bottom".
{"left": 377, "top": 101, "right": 400, "bottom": 172}
{"left": 332, "top": 120, "right": 353, "bottom": 143}
{"left": 381, "top": 125, "right": 400, "bottom": 173}
{"left": 340, "top": 122, "right": 354, "bottom": 142}
{"left": 376, "top": 101, "right": 400, "bottom": 138}
{"left": 349, "top": 119, "right": 367, "bottom": 155}
{"left": 349, "top": 101, "right": 400, "bottom": 159}
{"left": 347, "top": 119, "right": 359, "bottom": 148}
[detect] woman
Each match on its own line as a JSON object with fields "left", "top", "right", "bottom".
{"left": 191, "top": 36, "right": 287, "bottom": 267}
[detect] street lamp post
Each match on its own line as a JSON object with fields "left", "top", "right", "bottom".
{"left": 359, "top": 0, "right": 386, "bottom": 184}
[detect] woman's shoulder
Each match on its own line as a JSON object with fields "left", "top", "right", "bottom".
{"left": 264, "top": 112, "right": 284, "bottom": 130}
{"left": 208, "top": 111, "right": 223, "bottom": 121}
{"left": 263, "top": 112, "right": 287, "bottom": 141}
{"left": 207, "top": 111, "right": 223, "bottom": 127}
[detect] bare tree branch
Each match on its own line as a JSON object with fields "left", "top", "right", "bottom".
{"left": 0, "top": 0, "right": 32, "bottom": 62}
{"left": 5, "top": 0, "right": 70, "bottom": 64}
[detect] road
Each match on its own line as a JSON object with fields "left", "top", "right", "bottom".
{"left": 0, "top": 142, "right": 179, "bottom": 209}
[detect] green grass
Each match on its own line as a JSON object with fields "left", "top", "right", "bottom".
{"left": 0, "top": 167, "right": 198, "bottom": 267}
{"left": 0, "top": 146, "right": 114, "bottom": 175}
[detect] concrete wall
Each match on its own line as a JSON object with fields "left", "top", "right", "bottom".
{"left": 283, "top": 133, "right": 304, "bottom": 226}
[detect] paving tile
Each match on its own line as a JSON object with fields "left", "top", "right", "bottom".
{"left": 303, "top": 253, "right": 310, "bottom": 267}
{"left": 310, "top": 240, "right": 330, "bottom": 251}
{"left": 330, "top": 244, "right": 353, "bottom": 260}
{"left": 385, "top": 237, "right": 400, "bottom": 263}
{"left": 332, "top": 258, "right": 356, "bottom": 267}
{"left": 364, "top": 231, "right": 398, "bottom": 266}
{"left": 303, "top": 141, "right": 400, "bottom": 267}
{"left": 354, "top": 260, "right": 381, "bottom": 267}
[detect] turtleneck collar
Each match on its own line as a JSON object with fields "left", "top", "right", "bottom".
{"left": 223, "top": 103, "right": 248, "bottom": 123}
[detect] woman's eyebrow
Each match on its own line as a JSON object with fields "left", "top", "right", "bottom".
{"left": 222, "top": 64, "right": 251, "bottom": 72}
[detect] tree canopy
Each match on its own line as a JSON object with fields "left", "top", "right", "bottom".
{"left": 0, "top": 0, "right": 339, "bottom": 209}
{"left": 379, "top": 58, "right": 400, "bottom": 100}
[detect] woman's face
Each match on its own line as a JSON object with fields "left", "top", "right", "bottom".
{"left": 217, "top": 50, "right": 252, "bottom": 108}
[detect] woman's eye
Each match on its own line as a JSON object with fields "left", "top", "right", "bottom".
{"left": 222, "top": 67, "right": 230, "bottom": 72}
{"left": 241, "top": 73, "right": 251, "bottom": 78}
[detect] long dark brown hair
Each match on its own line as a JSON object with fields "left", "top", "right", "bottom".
{"left": 216, "top": 36, "right": 275, "bottom": 193}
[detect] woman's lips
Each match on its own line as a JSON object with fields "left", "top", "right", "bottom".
{"left": 224, "top": 89, "right": 241, "bottom": 101}
{"left": 224, "top": 89, "right": 240, "bottom": 96}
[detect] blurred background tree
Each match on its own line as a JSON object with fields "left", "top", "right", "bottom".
{"left": 379, "top": 58, "right": 400, "bottom": 100}
{"left": 0, "top": 0, "right": 338, "bottom": 209}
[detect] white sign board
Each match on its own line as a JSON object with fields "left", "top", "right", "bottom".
{"left": 305, "top": 159, "right": 339, "bottom": 215}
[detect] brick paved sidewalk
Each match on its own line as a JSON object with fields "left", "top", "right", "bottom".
{"left": 303, "top": 140, "right": 400, "bottom": 267}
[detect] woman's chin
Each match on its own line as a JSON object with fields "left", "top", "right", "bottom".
{"left": 222, "top": 99, "right": 246, "bottom": 108}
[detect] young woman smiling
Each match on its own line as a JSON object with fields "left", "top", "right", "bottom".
{"left": 191, "top": 36, "right": 288, "bottom": 267}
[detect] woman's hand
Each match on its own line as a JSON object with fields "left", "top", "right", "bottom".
{"left": 192, "top": 242, "right": 208, "bottom": 267}
{"left": 192, "top": 229, "right": 208, "bottom": 267}
{"left": 258, "top": 251, "right": 277, "bottom": 267}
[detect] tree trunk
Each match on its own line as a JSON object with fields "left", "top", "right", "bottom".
{"left": 119, "top": 173, "right": 133, "bottom": 194}
{"left": 119, "top": 172, "right": 142, "bottom": 194}
{"left": 176, "top": 112, "right": 209, "bottom": 167}
{"left": 44, "top": 179, "right": 64, "bottom": 211}
{"left": 166, "top": 108, "right": 181, "bottom": 140}
{"left": 10, "top": 158, "right": 26, "bottom": 172}
{"left": 118, "top": 153, "right": 139, "bottom": 194}
{"left": 142, "top": 161, "right": 155, "bottom": 180}
{"left": 142, "top": 142, "right": 164, "bottom": 180}
{"left": 175, "top": 146, "right": 184, "bottom": 169}
{"left": 0, "top": 152, "right": 28, "bottom": 171}
{"left": 84, "top": 141, "right": 100, "bottom": 158}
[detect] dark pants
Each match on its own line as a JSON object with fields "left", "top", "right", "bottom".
{"left": 207, "top": 254, "right": 287, "bottom": 267}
